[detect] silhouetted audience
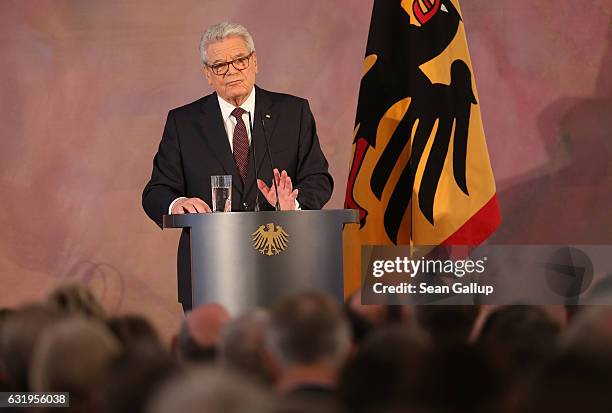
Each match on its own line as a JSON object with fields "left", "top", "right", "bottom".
{"left": 175, "top": 303, "right": 230, "bottom": 363}
{"left": 218, "top": 308, "right": 274, "bottom": 385}
{"left": 108, "top": 314, "right": 162, "bottom": 350}
{"left": 96, "top": 343, "right": 180, "bottom": 413}
{"left": 520, "top": 350, "right": 612, "bottom": 413}
{"left": 344, "top": 292, "right": 406, "bottom": 344}
{"left": 414, "top": 304, "right": 481, "bottom": 345}
{"left": 29, "top": 317, "right": 121, "bottom": 412}
{"left": 148, "top": 368, "right": 271, "bottom": 413}
{"left": 0, "top": 308, "right": 14, "bottom": 392}
{"left": 338, "top": 326, "right": 428, "bottom": 413}
{"left": 411, "top": 344, "right": 507, "bottom": 413}
{"left": 4, "top": 283, "right": 612, "bottom": 413}
{"left": 47, "top": 282, "right": 107, "bottom": 321}
{"left": 0, "top": 304, "right": 64, "bottom": 391}
{"left": 562, "top": 306, "right": 612, "bottom": 355}
{"left": 265, "top": 292, "right": 351, "bottom": 404}
{"left": 478, "top": 305, "right": 560, "bottom": 380}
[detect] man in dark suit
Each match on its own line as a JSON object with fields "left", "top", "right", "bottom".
{"left": 142, "top": 22, "right": 333, "bottom": 312}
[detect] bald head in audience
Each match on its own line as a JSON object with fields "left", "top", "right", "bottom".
{"left": 176, "top": 303, "right": 231, "bottom": 363}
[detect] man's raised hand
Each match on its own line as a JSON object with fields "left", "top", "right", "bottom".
{"left": 257, "top": 169, "right": 299, "bottom": 211}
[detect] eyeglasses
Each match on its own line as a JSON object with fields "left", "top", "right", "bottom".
{"left": 206, "top": 52, "right": 253, "bottom": 76}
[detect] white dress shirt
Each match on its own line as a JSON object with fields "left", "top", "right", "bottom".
{"left": 217, "top": 87, "right": 255, "bottom": 150}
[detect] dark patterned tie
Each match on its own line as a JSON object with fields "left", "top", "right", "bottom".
{"left": 231, "top": 107, "right": 249, "bottom": 183}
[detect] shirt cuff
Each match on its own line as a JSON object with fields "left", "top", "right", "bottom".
{"left": 169, "top": 197, "right": 187, "bottom": 214}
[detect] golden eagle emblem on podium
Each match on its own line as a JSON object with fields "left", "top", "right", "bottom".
{"left": 252, "top": 223, "right": 289, "bottom": 256}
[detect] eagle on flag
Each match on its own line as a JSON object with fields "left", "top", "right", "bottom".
{"left": 344, "top": 0, "right": 501, "bottom": 293}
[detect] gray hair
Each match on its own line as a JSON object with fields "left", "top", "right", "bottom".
{"left": 30, "top": 318, "right": 121, "bottom": 403}
{"left": 148, "top": 368, "right": 271, "bottom": 413}
{"left": 265, "top": 292, "right": 351, "bottom": 368}
{"left": 218, "top": 309, "right": 272, "bottom": 383}
{"left": 199, "top": 22, "right": 256, "bottom": 65}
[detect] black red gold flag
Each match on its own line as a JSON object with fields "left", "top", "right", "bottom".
{"left": 344, "top": 0, "right": 501, "bottom": 294}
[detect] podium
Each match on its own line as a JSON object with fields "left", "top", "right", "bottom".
{"left": 163, "top": 209, "right": 358, "bottom": 314}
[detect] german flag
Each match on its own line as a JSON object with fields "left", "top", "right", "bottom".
{"left": 344, "top": 0, "right": 501, "bottom": 295}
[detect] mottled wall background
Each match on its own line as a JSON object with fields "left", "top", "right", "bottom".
{"left": 1, "top": 0, "right": 611, "bottom": 340}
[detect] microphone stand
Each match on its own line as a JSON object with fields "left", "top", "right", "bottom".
{"left": 261, "top": 114, "right": 281, "bottom": 211}
{"left": 247, "top": 111, "right": 260, "bottom": 212}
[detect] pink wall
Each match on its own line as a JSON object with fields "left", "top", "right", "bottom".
{"left": 1, "top": 1, "right": 611, "bottom": 339}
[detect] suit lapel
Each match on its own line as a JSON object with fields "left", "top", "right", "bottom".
{"left": 244, "top": 86, "right": 279, "bottom": 198}
{"left": 200, "top": 94, "right": 244, "bottom": 194}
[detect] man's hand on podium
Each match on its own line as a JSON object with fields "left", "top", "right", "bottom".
{"left": 257, "top": 169, "right": 299, "bottom": 211}
{"left": 171, "top": 197, "right": 212, "bottom": 214}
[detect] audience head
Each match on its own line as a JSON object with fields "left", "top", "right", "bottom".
{"left": 108, "top": 314, "right": 161, "bottom": 350}
{"left": 252, "top": 397, "right": 340, "bottom": 413}
{"left": 148, "top": 368, "right": 271, "bottom": 413}
{"left": 0, "top": 308, "right": 14, "bottom": 386}
{"left": 176, "top": 303, "right": 230, "bottom": 363}
{"left": 564, "top": 275, "right": 612, "bottom": 321}
{"left": 266, "top": 292, "right": 351, "bottom": 370}
{"left": 520, "top": 350, "right": 612, "bottom": 413}
{"left": 97, "top": 343, "right": 179, "bottom": 413}
{"left": 0, "top": 304, "right": 64, "bottom": 390}
{"left": 9, "top": 278, "right": 612, "bottom": 413}
{"left": 0, "top": 308, "right": 13, "bottom": 324}
{"left": 30, "top": 317, "right": 121, "bottom": 411}
{"left": 584, "top": 273, "right": 612, "bottom": 303}
{"left": 218, "top": 308, "right": 273, "bottom": 384}
{"left": 478, "top": 305, "right": 560, "bottom": 379}
{"left": 47, "top": 282, "right": 106, "bottom": 320}
{"left": 338, "top": 326, "right": 428, "bottom": 413}
{"left": 414, "top": 304, "right": 480, "bottom": 344}
{"left": 562, "top": 306, "right": 612, "bottom": 355}
{"left": 411, "top": 343, "right": 506, "bottom": 413}
{"left": 345, "top": 292, "right": 407, "bottom": 344}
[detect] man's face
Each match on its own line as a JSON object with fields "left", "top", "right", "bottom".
{"left": 204, "top": 36, "right": 258, "bottom": 106}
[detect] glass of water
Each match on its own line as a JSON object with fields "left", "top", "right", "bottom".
{"left": 211, "top": 175, "right": 232, "bottom": 212}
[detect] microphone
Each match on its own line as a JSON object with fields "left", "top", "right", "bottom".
{"left": 247, "top": 111, "right": 260, "bottom": 212}
{"left": 261, "top": 113, "right": 281, "bottom": 211}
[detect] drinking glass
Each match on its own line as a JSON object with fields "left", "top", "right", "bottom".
{"left": 211, "top": 175, "right": 232, "bottom": 212}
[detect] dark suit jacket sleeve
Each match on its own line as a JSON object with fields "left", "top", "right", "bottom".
{"left": 295, "top": 99, "right": 334, "bottom": 210}
{"left": 142, "top": 110, "right": 185, "bottom": 228}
